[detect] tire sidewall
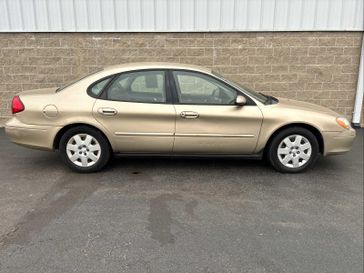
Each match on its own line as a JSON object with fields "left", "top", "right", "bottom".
{"left": 268, "top": 127, "right": 319, "bottom": 173}
{"left": 59, "top": 126, "right": 111, "bottom": 173}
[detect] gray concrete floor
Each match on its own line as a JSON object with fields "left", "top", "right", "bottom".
{"left": 0, "top": 128, "right": 363, "bottom": 273}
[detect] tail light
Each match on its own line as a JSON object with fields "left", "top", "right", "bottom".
{"left": 12, "top": 96, "right": 25, "bottom": 114}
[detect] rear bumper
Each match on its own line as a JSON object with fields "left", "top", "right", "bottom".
{"left": 5, "top": 117, "right": 60, "bottom": 151}
{"left": 322, "top": 128, "right": 356, "bottom": 156}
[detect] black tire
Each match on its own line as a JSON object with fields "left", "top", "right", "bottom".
{"left": 267, "top": 127, "right": 319, "bottom": 173}
{"left": 59, "top": 126, "right": 111, "bottom": 173}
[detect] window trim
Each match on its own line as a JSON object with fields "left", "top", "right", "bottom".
{"left": 88, "top": 69, "right": 173, "bottom": 104}
{"left": 169, "top": 69, "right": 256, "bottom": 106}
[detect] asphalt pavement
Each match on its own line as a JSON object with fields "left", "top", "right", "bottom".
{"left": 0, "top": 128, "right": 363, "bottom": 273}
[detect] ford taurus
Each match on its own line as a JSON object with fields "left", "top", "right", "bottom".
{"left": 5, "top": 63, "right": 356, "bottom": 173}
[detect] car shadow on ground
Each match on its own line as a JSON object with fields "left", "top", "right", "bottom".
{"left": 26, "top": 149, "right": 345, "bottom": 182}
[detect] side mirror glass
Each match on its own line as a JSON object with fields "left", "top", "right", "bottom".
{"left": 235, "top": 95, "right": 247, "bottom": 106}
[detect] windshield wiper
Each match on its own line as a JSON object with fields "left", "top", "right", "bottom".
{"left": 258, "top": 92, "right": 271, "bottom": 104}
{"left": 259, "top": 92, "right": 278, "bottom": 105}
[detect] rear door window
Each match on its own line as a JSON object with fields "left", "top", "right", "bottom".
{"left": 106, "top": 70, "right": 166, "bottom": 103}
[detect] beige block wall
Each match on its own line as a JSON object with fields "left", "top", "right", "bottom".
{"left": 0, "top": 32, "right": 363, "bottom": 125}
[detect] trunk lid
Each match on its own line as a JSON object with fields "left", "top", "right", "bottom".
{"left": 18, "top": 87, "right": 58, "bottom": 97}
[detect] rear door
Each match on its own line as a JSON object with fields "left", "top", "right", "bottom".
{"left": 170, "top": 70, "right": 263, "bottom": 154}
{"left": 93, "top": 70, "right": 176, "bottom": 153}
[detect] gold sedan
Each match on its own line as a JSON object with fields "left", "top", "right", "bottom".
{"left": 5, "top": 63, "right": 356, "bottom": 173}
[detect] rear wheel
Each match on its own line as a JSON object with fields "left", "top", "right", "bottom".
{"left": 59, "top": 126, "right": 111, "bottom": 173}
{"left": 267, "top": 127, "right": 319, "bottom": 173}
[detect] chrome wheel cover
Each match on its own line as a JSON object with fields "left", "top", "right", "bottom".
{"left": 277, "top": 134, "right": 312, "bottom": 169}
{"left": 66, "top": 134, "right": 101, "bottom": 167}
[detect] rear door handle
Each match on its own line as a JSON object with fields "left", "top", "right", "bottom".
{"left": 180, "top": 111, "right": 199, "bottom": 119}
{"left": 98, "top": 107, "right": 117, "bottom": 116}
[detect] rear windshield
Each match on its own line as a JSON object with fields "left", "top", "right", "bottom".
{"left": 56, "top": 69, "right": 104, "bottom": 92}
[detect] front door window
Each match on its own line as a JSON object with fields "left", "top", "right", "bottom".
{"left": 172, "top": 71, "right": 237, "bottom": 105}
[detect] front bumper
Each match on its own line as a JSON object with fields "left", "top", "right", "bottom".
{"left": 322, "top": 128, "right": 356, "bottom": 156}
{"left": 5, "top": 117, "right": 61, "bottom": 151}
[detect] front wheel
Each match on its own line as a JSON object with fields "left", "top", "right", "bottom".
{"left": 59, "top": 126, "right": 111, "bottom": 173}
{"left": 267, "top": 127, "right": 320, "bottom": 173}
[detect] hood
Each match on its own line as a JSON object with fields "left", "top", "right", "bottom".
{"left": 19, "top": 87, "right": 58, "bottom": 97}
{"left": 276, "top": 98, "right": 338, "bottom": 116}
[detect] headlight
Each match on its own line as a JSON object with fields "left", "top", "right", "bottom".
{"left": 336, "top": 117, "right": 351, "bottom": 129}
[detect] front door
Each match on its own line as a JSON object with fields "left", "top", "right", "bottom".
{"left": 171, "top": 70, "right": 263, "bottom": 154}
{"left": 93, "top": 70, "right": 176, "bottom": 153}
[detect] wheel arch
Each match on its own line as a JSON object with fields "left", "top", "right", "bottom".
{"left": 53, "top": 123, "right": 113, "bottom": 151}
{"left": 263, "top": 123, "right": 324, "bottom": 157}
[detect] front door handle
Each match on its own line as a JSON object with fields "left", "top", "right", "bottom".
{"left": 180, "top": 111, "right": 199, "bottom": 119}
{"left": 98, "top": 107, "right": 117, "bottom": 116}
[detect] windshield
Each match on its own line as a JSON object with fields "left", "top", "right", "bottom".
{"left": 56, "top": 69, "right": 104, "bottom": 92}
{"left": 212, "top": 71, "right": 269, "bottom": 104}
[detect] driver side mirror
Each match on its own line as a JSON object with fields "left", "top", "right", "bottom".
{"left": 235, "top": 95, "right": 247, "bottom": 106}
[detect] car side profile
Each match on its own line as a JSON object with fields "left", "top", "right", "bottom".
{"left": 5, "top": 63, "right": 356, "bottom": 173}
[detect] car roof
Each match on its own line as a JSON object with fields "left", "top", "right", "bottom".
{"left": 102, "top": 62, "right": 212, "bottom": 75}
